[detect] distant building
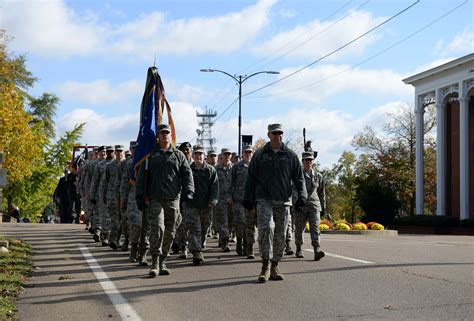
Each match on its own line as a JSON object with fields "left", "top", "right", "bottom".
{"left": 403, "top": 53, "right": 474, "bottom": 219}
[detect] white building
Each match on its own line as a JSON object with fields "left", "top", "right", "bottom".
{"left": 403, "top": 53, "right": 474, "bottom": 220}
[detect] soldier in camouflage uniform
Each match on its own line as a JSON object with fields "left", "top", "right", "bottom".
{"left": 120, "top": 141, "right": 148, "bottom": 264}
{"left": 206, "top": 149, "right": 218, "bottom": 239}
{"left": 214, "top": 148, "right": 233, "bottom": 252}
{"left": 230, "top": 144, "right": 255, "bottom": 257}
{"left": 135, "top": 124, "right": 194, "bottom": 277}
{"left": 105, "top": 145, "right": 125, "bottom": 249}
{"left": 294, "top": 151, "right": 326, "bottom": 260}
{"left": 88, "top": 146, "right": 105, "bottom": 241}
{"left": 79, "top": 148, "right": 95, "bottom": 230}
{"left": 91, "top": 146, "right": 115, "bottom": 245}
{"left": 244, "top": 124, "right": 307, "bottom": 283}
{"left": 185, "top": 145, "right": 219, "bottom": 265}
{"left": 174, "top": 142, "right": 193, "bottom": 259}
{"left": 118, "top": 148, "right": 130, "bottom": 251}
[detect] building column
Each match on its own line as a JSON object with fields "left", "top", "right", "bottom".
{"left": 435, "top": 90, "right": 446, "bottom": 216}
{"left": 415, "top": 96, "right": 425, "bottom": 215}
{"left": 459, "top": 97, "right": 470, "bottom": 220}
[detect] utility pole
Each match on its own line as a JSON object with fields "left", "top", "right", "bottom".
{"left": 200, "top": 68, "right": 279, "bottom": 155}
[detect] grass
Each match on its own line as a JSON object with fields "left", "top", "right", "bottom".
{"left": 0, "top": 237, "right": 33, "bottom": 321}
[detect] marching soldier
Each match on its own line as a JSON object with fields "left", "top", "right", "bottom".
{"left": 135, "top": 124, "right": 194, "bottom": 277}
{"left": 294, "top": 151, "right": 326, "bottom": 260}
{"left": 214, "top": 148, "right": 233, "bottom": 252}
{"left": 88, "top": 146, "right": 105, "bottom": 241}
{"left": 244, "top": 124, "right": 307, "bottom": 283}
{"left": 230, "top": 144, "right": 254, "bottom": 257}
{"left": 105, "top": 145, "right": 125, "bottom": 249}
{"left": 120, "top": 141, "right": 148, "bottom": 264}
{"left": 185, "top": 144, "right": 219, "bottom": 265}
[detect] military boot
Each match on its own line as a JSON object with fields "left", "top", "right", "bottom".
{"left": 192, "top": 251, "right": 204, "bottom": 265}
{"left": 284, "top": 240, "right": 294, "bottom": 255}
{"left": 247, "top": 242, "right": 255, "bottom": 259}
{"left": 269, "top": 261, "right": 284, "bottom": 281}
{"left": 295, "top": 245, "right": 304, "bottom": 258}
{"left": 139, "top": 249, "right": 149, "bottom": 266}
{"left": 236, "top": 237, "right": 243, "bottom": 256}
{"left": 121, "top": 237, "right": 129, "bottom": 252}
{"left": 314, "top": 249, "right": 325, "bottom": 261}
{"left": 109, "top": 240, "right": 118, "bottom": 250}
{"left": 129, "top": 244, "right": 138, "bottom": 263}
{"left": 159, "top": 255, "right": 170, "bottom": 275}
{"left": 258, "top": 260, "right": 270, "bottom": 283}
{"left": 149, "top": 254, "right": 159, "bottom": 277}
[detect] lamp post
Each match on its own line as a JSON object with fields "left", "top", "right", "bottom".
{"left": 200, "top": 68, "right": 279, "bottom": 156}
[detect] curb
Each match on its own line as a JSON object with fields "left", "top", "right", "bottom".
{"left": 321, "top": 230, "right": 398, "bottom": 236}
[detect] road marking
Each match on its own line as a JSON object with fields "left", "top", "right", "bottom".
{"left": 79, "top": 244, "right": 141, "bottom": 321}
{"left": 304, "top": 248, "right": 375, "bottom": 264}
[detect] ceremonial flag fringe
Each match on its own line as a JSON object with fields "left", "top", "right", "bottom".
{"left": 131, "top": 67, "right": 176, "bottom": 181}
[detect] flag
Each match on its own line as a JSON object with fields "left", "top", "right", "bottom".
{"left": 131, "top": 67, "right": 176, "bottom": 181}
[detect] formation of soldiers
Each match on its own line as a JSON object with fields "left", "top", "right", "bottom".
{"left": 77, "top": 123, "right": 326, "bottom": 282}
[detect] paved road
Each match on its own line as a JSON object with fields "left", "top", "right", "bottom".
{"left": 1, "top": 223, "right": 473, "bottom": 321}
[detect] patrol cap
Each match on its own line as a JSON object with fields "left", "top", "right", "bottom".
{"left": 92, "top": 147, "right": 98, "bottom": 153}
{"left": 157, "top": 124, "right": 171, "bottom": 133}
{"left": 193, "top": 144, "right": 205, "bottom": 153}
{"left": 115, "top": 145, "right": 124, "bottom": 151}
{"left": 179, "top": 142, "right": 192, "bottom": 151}
{"left": 129, "top": 141, "right": 137, "bottom": 148}
{"left": 268, "top": 123, "right": 283, "bottom": 133}
{"left": 243, "top": 145, "right": 253, "bottom": 152}
{"left": 221, "top": 148, "right": 232, "bottom": 154}
{"left": 106, "top": 145, "right": 115, "bottom": 152}
{"left": 98, "top": 145, "right": 105, "bottom": 151}
{"left": 208, "top": 149, "right": 217, "bottom": 156}
{"left": 302, "top": 151, "right": 314, "bottom": 160}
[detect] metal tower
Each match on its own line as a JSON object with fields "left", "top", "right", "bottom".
{"left": 196, "top": 107, "right": 217, "bottom": 151}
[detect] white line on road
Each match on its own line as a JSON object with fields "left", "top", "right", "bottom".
{"left": 79, "top": 244, "right": 141, "bottom": 321}
{"left": 304, "top": 248, "right": 375, "bottom": 264}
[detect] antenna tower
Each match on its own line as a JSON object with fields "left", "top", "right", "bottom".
{"left": 196, "top": 107, "right": 217, "bottom": 151}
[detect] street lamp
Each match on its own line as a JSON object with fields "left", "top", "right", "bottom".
{"left": 200, "top": 68, "right": 279, "bottom": 156}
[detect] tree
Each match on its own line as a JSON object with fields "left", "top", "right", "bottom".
{"left": 352, "top": 103, "right": 437, "bottom": 216}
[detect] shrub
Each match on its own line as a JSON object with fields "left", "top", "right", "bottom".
{"left": 320, "top": 220, "right": 334, "bottom": 229}
{"left": 335, "top": 223, "right": 351, "bottom": 230}
{"left": 320, "top": 223, "right": 330, "bottom": 231}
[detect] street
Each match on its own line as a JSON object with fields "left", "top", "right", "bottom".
{"left": 1, "top": 224, "right": 473, "bottom": 321}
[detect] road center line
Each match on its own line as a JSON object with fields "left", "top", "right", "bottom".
{"left": 79, "top": 244, "right": 141, "bottom": 321}
{"left": 304, "top": 248, "right": 375, "bottom": 264}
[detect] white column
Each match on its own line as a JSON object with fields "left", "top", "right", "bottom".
{"left": 435, "top": 90, "right": 446, "bottom": 216}
{"left": 459, "top": 97, "right": 470, "bottom": 220}
{"left": 415, "top": 96, "right": 425, "bottom": 215}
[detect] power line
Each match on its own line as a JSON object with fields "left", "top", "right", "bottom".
{"left": 247, "top": 0, "right": 370, "bottom": 75}
{"left": 244, "top": 0, "right": 420, "bottom": 97}
{"left": 247, "top": 0, "right": 468, "bottom": 99}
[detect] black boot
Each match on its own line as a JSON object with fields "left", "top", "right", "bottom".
{"left": 284, "top": 240, "right": 294, "bottom": 255}
{"left": 121, "top": 237, "right": 129, "bottom": 251}
{"left": 236, "top": 237, "right": 243, "bottom": 256}
{"left": 247, "top": 242, "right": 255, "bottom": 259}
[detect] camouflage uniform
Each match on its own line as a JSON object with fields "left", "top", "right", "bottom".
{"left": 231, "top": 159, "right": 256, "bottom": 255}
{"left": 244, "top": 125, "right": 307, "bottom": 282}
{"left": 88, "top": 157, "right": 103, "bottom": 232}
{"left": 185, "top": 161, "right": 218, "bottom": 254}
{"left": 294, "top": 167, "right": 326, "bottom": 251}
{"left": 78, "top": 158, "right": 90, "bottom": 223}
{"left": 135, "top": 145, "right": 194, "bottom": 259}
{"left": 104, "top": 147, "right": 124, "bottom": 246}
{"left": 116, "top": 155, "right": 129, "bottom": 244}
{"left": 91, "top": 152, "right": 114, "bottom": 241}
{"left": 215, "top": 160, "right": 233, "bottom": 250}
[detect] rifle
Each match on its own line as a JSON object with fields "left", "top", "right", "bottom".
{"left": 137, "top": 158, "right": 149, "bottom": 262}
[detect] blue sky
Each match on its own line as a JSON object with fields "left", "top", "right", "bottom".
{"left": 1, "top": 0, "right": 473, "bottom": 168}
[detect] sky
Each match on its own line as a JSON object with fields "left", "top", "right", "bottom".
{"left": 1, "top": 0, "right": 473, "bottom": 168}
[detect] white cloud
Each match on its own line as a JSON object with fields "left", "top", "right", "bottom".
{"left": 258, "top": 64, "right": 412, "bottom": 103}
{"left": 1, "top": 0, "right": 277, "bottom": 58}
{"left": 57, "top": 101, "right": 201, "bottom": 148}
{"left": 58, "top": 79, "right": 142, "bottom": 105}
{"left": 435, "top": 27, "right": 474, "bottom": 56}
{"left": 253, "top": 10, "right": 384, "bottom": 60}
{"left": 0, "top": 0, "right": 104, "bottom": 57}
